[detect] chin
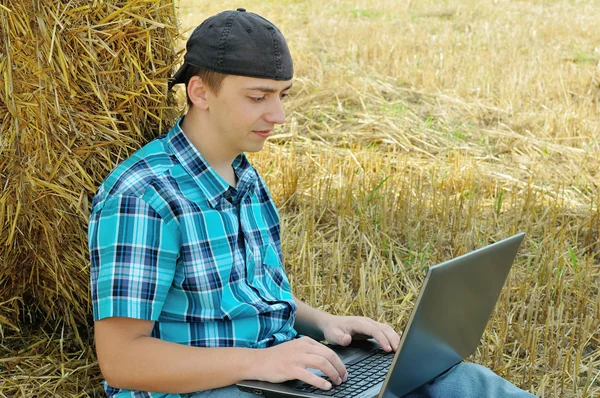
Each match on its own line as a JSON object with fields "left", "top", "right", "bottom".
{"left": 244, "top": 143, "right": 267, "bottom": 153}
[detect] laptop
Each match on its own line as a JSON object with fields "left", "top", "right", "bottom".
{"left": 237, "top": 233, "right": 525, "bottom": 397}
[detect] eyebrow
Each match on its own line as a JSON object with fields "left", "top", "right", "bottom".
{"left": 243, "top": 83, "right": 293, "bottom": 93}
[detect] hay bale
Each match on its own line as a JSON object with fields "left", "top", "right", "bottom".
{"left": 0, "top": 0, "right": 183, "bottom": 334}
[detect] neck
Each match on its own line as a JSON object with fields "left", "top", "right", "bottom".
{"left": 181, "top": 107, "right": 238, "bottom": 185}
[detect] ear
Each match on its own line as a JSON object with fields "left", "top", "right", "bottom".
{"left": 187, "top": 76, "right": 209, "bottom": 110}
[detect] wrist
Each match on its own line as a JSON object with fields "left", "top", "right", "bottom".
{"left": 239, "top": 347, "right": 262, "bottom": 381}
{"left": 314, "top": 312, "right": 336, "bottom": 340}
{"left": 293, "top": 297, "right": 336, "bottom": 342}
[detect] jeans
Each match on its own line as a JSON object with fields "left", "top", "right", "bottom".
{"left": 188, "top": 362, "right": 536, "bottom": 397}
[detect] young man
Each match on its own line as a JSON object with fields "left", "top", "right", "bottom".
{"left": 89, "top": 9, "right": 536, "bottom": 398}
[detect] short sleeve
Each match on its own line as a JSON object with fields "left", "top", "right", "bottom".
{"left": 89, "top": 195, "right": 180, "bottom": 322}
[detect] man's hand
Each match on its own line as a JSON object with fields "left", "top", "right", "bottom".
{"left": 321, "top": 315, "right": 401, "bottom": 353}
{"left": 252, "top": 336, "right": 348, "bottom": 390}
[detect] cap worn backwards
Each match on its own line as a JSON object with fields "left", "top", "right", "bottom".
{"left": 169, "top": 8, "right": 293, "bottom": 91}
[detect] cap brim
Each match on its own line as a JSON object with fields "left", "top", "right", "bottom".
{"left": 168, "top": 63, "right": 191, "bottom": 91}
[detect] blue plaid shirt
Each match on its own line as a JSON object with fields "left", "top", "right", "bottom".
{"left": 88, "top": 117, "right": 297, "bottom": 397}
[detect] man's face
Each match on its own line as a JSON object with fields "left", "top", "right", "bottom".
{"left": 205, "top": 75, "right": 292, "bottom": 156}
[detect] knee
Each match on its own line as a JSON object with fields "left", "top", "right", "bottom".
{"left": 454, "top": 362, "right": 489, "bottom": 373}
{"left": 448, "top": 362, "right": 496, "bottom": 380}
{"left": 445, "top": 362, "right": 534, "bottom": 397}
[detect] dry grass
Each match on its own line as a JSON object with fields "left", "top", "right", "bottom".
{"left": 0, "top": 0, "right": 180, "bottom": 396}
{"left": 0, "top": 0, "right": 180, "bottom": 330}
{"left": 1, "top": 0, "right": 599, "bottom": 396}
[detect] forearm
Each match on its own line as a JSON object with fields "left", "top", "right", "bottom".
{"left": 101, "top": 336, "right": 258, "bottom": 393}
{"left": 293, "top": 295, "right": 335, "bottom": 342}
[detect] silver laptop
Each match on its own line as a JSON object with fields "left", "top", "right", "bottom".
{"left": 237, "top": 233, "right": 525, "bottom": 397}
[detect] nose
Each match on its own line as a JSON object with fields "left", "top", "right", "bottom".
{"left": 264, "top": 97, "right": 286, "bottom": 125}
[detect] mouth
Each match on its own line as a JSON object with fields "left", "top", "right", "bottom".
{"left": 252, "top": 130, "right": 272, "bottom": 138}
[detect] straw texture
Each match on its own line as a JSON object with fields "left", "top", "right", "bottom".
{"left": 0, "top": 0, "right": 182, "bottom": 335}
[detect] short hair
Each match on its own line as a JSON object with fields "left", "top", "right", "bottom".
{"left": 184, "top": 67, "right": 227, "bottom": 107}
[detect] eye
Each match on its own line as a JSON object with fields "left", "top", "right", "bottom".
{"left": 249, "top": 96, "right": 266, "bottom": 103}
{"left": 280, "top": 93, "right": 289, "bottom": 101}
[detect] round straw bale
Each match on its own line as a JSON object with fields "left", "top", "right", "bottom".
{"left": 0, "top": 0, "right": 183, "bottom": 333}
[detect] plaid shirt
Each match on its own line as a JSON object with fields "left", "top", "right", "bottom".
{"left": 88, "top": 117, "right": 297, "bottom": 398}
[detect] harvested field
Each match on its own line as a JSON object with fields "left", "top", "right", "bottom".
{"left": 1, "top": 0, "right": 599, "bottom": 396}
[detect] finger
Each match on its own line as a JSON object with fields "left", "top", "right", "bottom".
{"left": 373, "top": 328, "right": 394, "bottom": 352}
{"left": 356, "top": 319, "right": 393, "bottom": 352}
{"left": 340, "top": 332, "right": 352, "bottom": 346}
{"left": 379, "top": 323, "right": 401, "bottom": 351}
{"left": 366, "top": 319, "right": 400, "bottom": 351}
{"left": 304, "top": 353, "right": 344, "bottom": 385}
{"left": 295, "top": 368, "right": 333, "bottom": 391}
{"left": 296, "top": 338, "right": 348, "bottom": 383}
{"left": 326, "top": 327, "right": 353, "bottom": 346}
{"left": 299, "top": 336, "right": 347, "bottom": 376}
{"left": 316, "top": 344, "right": 348, "bottom": 382}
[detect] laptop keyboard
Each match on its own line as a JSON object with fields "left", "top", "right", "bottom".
{"left": 292, "top": 348, "right": 394, "bottom": 397}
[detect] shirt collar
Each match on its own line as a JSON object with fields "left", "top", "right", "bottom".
{"left": 167, "top": 116, "right": 258, "bottom": 208}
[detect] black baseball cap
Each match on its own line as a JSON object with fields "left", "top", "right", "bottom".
{"left": 168, "top": 8, "right": 293, "bottom": 91}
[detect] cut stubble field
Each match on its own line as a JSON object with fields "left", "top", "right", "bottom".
{"left": 177, "top": 1, "right": 600, "bottom": 397}
{"left": 0, "top": 0, "right": 597, "bottom": 397}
